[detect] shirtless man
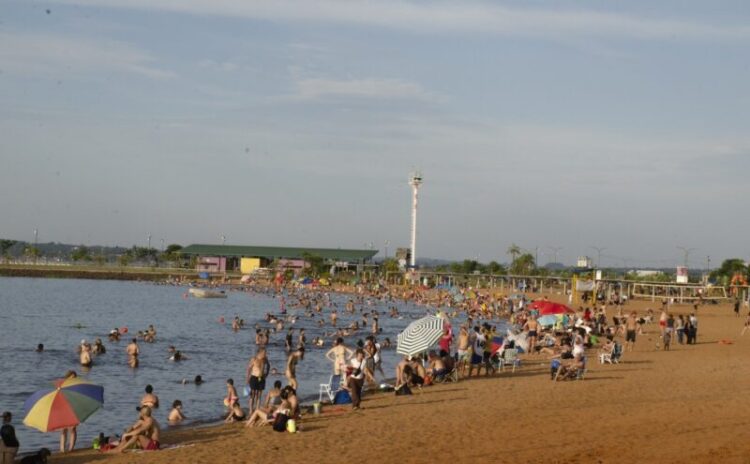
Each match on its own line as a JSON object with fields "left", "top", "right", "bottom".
{"left": 109, "top": 406, "right": 160, "bottom": 453}
{"left": 246, "top": 348, "right": 270, "bottom": 412}
{"left": 126, "top": 338, "right": 139, "bottom": 368}
{"left": 325, "top": 337, "right": 353, "bottom": 376}
{"left": 625, "top": 311, "right": 641, "bottom": 351}
{"left": 285, "top": 347, "right": 304, "bottom": 391}
{"left": 457, "top": 325, "right": 470, "bottom": 375}
{"left": 523, "top": 316, "right": 540, "bottom": 355}
{"left": 79, "top": 341, "right": 93, "bottom": 367}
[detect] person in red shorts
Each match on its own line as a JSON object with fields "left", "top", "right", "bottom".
{"left": 109, "top": 406, "right": 160, "bottom": 453}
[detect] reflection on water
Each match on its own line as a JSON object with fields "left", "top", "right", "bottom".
{"left": 0, "top": 277, "right": 473, "bottom": 452}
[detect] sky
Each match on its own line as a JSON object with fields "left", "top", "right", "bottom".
{"left": 1, "top": 0, "right": 749, "bottom": 268}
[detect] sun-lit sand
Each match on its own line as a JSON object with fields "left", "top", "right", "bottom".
{"left": 50, "top": 298, "right": 750, "bottom": 464}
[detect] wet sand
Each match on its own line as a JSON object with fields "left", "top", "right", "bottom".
{"left": 50, "top": 299, "right": 750, "bottom": 464}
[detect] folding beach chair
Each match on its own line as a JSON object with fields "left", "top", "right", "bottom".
{"left": 499, "top": 348, "right": 521, "bottom": 373}
{"left": 318, "top": 374, "right": 342, "bottom": 403}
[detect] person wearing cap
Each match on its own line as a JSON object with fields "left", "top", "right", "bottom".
{"left": 0, "top": 411, "right": 19, "bottom": 464}
{"left": 79, "top": 340, "right": 93, "bottom": 367}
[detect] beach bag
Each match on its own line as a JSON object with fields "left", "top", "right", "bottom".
{"left": 272, "top": 414, "right": 289, "bottom": 432}
{"left": 333, "top": 390, "right": 352, "bottom": 405}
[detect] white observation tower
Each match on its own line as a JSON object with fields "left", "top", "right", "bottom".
{"left": 409, "top": 172, "right": 423, "bottom": 268}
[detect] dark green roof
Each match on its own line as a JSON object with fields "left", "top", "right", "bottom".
{"left": 180, "top": 244, "right": 378, "bottom": 261}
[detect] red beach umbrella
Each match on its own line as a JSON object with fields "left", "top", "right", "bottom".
{"left": 529, "top": 301, "right": 573, "bottom": 316}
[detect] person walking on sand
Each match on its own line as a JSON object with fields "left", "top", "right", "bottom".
{"left": 246, "top": 348, "right": 270, "bottom": 413}
{"left": 126, "top": 338, "right": 140, "bottom": 368}
{"left": 457, "top": 325, "right": 470, "bottom": 376}
{"left": 523, "top": 316, "right": 540, "bottom": 355}
{"left": 325, "top": 337, "right": 353, "bottom": 376}
{"left": 734, "top": 298, "right": 741, "bottom": 317}
{"left": 347, "top": 349, "right": 366, "bottom": 411}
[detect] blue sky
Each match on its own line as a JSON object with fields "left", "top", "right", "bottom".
{"left": 1, "top": 1, "right": 748, "bottom": 268}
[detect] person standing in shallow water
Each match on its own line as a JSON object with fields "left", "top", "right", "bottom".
{"left": 246, "top": 348, "right": 270, "bottom": 413}
{"left": 127, "top": 338, "right": 140, "bottom": 368}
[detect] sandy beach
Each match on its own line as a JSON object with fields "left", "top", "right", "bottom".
{"left": 45, "top": 298, "right": 750, "bottom": 464}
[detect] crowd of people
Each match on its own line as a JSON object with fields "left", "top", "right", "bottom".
{"left": 9, "top": 280, "right": 747, "bottom": 459}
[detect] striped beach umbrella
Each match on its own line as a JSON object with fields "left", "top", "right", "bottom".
{"left": 397, "top": 315, "right": 445, "bottom": 357}
{"left": 23, "top": 377, "right": 104, "bottom": 432}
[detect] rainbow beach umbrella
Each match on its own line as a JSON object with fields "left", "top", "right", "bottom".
{"left": 23, "top": 377, "right": 104, "bottom": 432}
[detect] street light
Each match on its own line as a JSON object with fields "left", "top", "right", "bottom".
{"left": 546, "top": 246, "right": 563, "bottom": 265}
{"left": 590, "top": 246, "right": 606, "bottom": 268}
{"left": 221, "top": 235, "right": 226, "bottom": 245}
{"left": 147, "top": 233, "right": 151, "bottom": 250}
{"left": 384, "top": 240, "right": 390, "bottom": 259}
{"left": 676, "top": 246, "right": 695, "bottom": 268}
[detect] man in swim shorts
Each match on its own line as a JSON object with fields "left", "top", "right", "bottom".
{"left": 625, "top": 311, "right": 640, "bottom": 352}
{"left": 246, "top": 348, "right": 270, "bottom": 412}
{"left": 109, "top": 406, "right": 160, "bottom": 453}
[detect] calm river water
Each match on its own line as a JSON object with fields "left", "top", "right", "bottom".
{"left": 0, "top": 277, "right": 453, "bottom": 452}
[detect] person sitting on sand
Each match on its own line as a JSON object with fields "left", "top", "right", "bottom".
{"left": 245, "top": 386, "right": 294, "bottom": 427}
{"left": 109, "top": 406, "right": 160, "bottom": 453}
{"left": 224, "top": 400, "right": 246, "bottom": 423}
{"left": 141, "top": 385, "right": 159, "bottom": 409}
{"left": 427, "top": 351, "right": 447, "bottom": 381}
{"left": 168, "top": 400, "right": 185, "bottom": 425}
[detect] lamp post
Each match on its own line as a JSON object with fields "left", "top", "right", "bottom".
{"left": 590, "top": 246, "right": 606, "bottom": 269}
{"left": 546, "top": 246, "right": 563, "bottom": 265}
{"left": 147, "top": 234, "right": 151, "bottom": 250}
{"left": 676, "top": 246, "right": 695, "bottom": 268}
{"left": 384, "top": 240, "right": 390, "bottom": 260}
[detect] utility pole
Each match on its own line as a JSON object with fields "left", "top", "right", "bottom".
{"left": 147, "top": 233, "right": 151, "bottom": 250}
{"left": 676, "top": 246, "right": 694, "bottom": 268}
{"left": 547, "top": 246, "right": 563, "bottom": 265}
{"left": 590, "top": 246, "right": 606, "bottom": 269}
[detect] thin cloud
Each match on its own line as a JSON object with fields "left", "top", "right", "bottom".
{"left": 293, "top": 77, "right": 432, "bottom": 101}
{"left": 51, "top": 0, "right": 750, "bottom": 41}
{"left": 0, "top": 31, "right": 175, "bottom": 79}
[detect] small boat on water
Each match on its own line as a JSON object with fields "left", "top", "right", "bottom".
{"left": 188, "top": 288, "right": 228, "bottom": 299}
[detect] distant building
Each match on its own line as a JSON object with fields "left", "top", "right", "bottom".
{"left": 634, "top": 270, "right": 663, "bottom": 278}
{"left": 576, "top": 256, "right": 593, "bottom": 269}
{"left": 180, "top": 244, "right": 378, "bottom": 273}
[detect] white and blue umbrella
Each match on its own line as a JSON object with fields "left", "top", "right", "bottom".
{"left": 397, "top": 315, "right": 445, "bottom": 357}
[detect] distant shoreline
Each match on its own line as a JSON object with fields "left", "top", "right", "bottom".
{"left": 0, "top": 264, "right": 198, "bottom": 282}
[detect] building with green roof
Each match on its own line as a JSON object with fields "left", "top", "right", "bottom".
{"left": 180, "top": 244, "right": 378, "bottom": 273}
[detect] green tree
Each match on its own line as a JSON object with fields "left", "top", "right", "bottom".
{"left": 0, "top": 239, "right": 17, "bottom": 262}
{"left": 381, "top": 258, "right": 400, "bottom": 274}
{"left": 487, "top": 261, "right": 505, "bottom": 275}
{"left": 24, "top": 246, "right": 41, "bottom": 262}
{"left": 301, "top": 252, "right": 326, "bottom": 277}
{"left": 71, "top": 246, "right": 91, "bottom": 262}
{"left": 710, "top": 259, "right": 748, "bottom": 282}
{"left": 507, "top": 243, "right": 521, "bottom": 267}
{"left": 118, "top": 254, "right": 131, "bottom": 267}
{"left": 510, "top": 253, "right": 536, "bottom": 275}
{"left": 460, "top": 259, "right": 479, "bottom": 274}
